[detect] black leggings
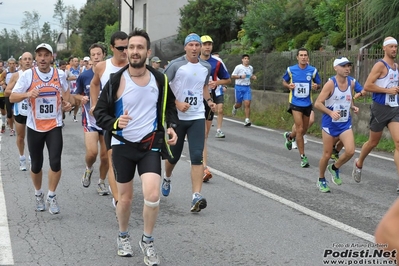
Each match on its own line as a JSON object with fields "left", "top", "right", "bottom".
{"left": 27, "top": 127, "right": 63, "bottom": 173}
{"left": 168, "top": 119, "right": 205, "bottom": 165}
{"left": 5, "top": 97, "right": 13, "bottom": 118}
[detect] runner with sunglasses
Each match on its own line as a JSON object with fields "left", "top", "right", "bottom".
{"left": 89, "top": 31, "right": 129, "bottom": 205}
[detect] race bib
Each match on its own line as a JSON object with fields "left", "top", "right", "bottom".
{"left": 0, "top": 86, "right": 4, "bottom": 94}
{"left": 385, "top": 94, "right": 399, "bottom": 107}
{"left": 208, "top": 77, "right": 213, "bottom": 93}
{"left": 184, "top": 89, "right": 200, "bottom": 113}
{"left": 294, "top": 83, "right": 310, "bottom": 98}
{"left": 70, "top": 81, "right": 77, "bottom": 94}
{"left": 245, "top": 73, "right": 251, "bottom": 81}
{"left": 35, "top": 96, "right": 57, "bottom": 119}
{"left": 19, "top": 100, "right": 29, "bottom": 116}
{"left": 333, "top": 103, "right": 350, "bottom": 123}
{"left": 215, "top": 85, "right": 222, "bottom": 97}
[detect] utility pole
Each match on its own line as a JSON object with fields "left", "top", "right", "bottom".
{"left": 66, "top": 20, "right": 70, "bottom": 50}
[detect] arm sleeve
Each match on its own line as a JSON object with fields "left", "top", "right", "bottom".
{"left": 354, "top": 79, "right": 363, "bottom": 93}
{"left": 231, "top": 66, "right": 239, "bottom": 76}
{"left": 218, "top": 62, "right": 230, "bottom": 79}
{"left": 165, "top": 81, "right": 178, "bottom": 128}
{"left": 313, "top": 69, "right": 322, "bottom": 85}
{"left": 282, "top": 68, "right": 290, "bottom": 82}
{"left": 75, "top": 75, "right": 84, "bottom": 94}
{"left": 164, "top": 63, "right": 177, "bottom": 82}
{"left": 93, "top": 81, "right": 119, "bottom": 131}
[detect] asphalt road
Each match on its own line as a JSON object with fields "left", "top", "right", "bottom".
{"left": 0, "top": 115, "right": 398, "bottom": 266}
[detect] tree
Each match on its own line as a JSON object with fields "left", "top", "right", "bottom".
{"left": 312, "top": 0, "right": 354, "bottom": 34}
{"left": 104, "top": 21, "right": 119, "bottom": 56}
{"left": 69, "top": 33, "right": 84, "bottom": 57}
{"left": 41, "top": 22, "right": 53, "bottom": 45}
{"left": 20, "top": 10, "right": 41, "bottom": 42}
{"left": 242, "top": 0, "right": 287, "bottom": 51}
{"left": 282, "top": 0, "right": 319, "bottom": 36}
{"left": 178, "top": 0, "right": 243, "bottom": 51}
{"left": 66, "top": 5, "right": 80, "bottom": 32}
{"left": 79, "top": 0, "right": 119, "bottom": 52}
{"left": 363, "top": 0, "right": 399, "bottom": 37}
{"left": 53, "top": 0, "right": 66, "bottom": 30}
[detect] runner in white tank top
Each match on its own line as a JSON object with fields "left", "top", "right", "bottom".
{"left": 4, "top": 52, "right": 33, "bottom": 171}
{"left": 88, "top": 31, "right": 129, "bottom": 207}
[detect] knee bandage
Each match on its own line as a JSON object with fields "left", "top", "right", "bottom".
{"left": 144, "top": 198, "right": 160, "bottom": 208}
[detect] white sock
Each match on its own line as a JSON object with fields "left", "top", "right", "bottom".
{"left": 35, "top": 189, "right": 43, "bottom": 196}
{"left": 99, "top": 179, "right": 105, "bottom": 184}
{"left": 20, "top": 155, "right": 26, "bottom": 161}
{"left": 47, "top": 190, "right": 56, "bottom": 198}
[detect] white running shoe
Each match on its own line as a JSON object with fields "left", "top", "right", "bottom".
{"left": 244, "top": 118, "right": 251, "bottom": 127}
{"left": 47, "top": 195, "right": 60, "bottom": 214}
{"left": 139, "top": 240, "right": 160, "bottom": 266}
{"left": 232, "top": 106, "right": 237, "bottom": 116}
{"left": 117, "top": 234, "right": 133, "bottom": 257}
{"left": 19, "top": 159, "right": 27, "bottom": 171}
{"left": 97, "top": 183, "right": 110, "bottom": 196}
{"left": 81, "top": 168, "right": 93, "bottom": 188}
{"left": 292, "top": 140, "right": 297, "bottom": 149}
{"left": 352, "top": 158, "right": 362, "bottom": 183}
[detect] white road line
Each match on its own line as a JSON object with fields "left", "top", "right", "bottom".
{"left": 211, "top": 167, "right": 374, "bottom": 243}
{"left": 0, "top": 135, "right": 14, "bottom": 265}
{"left": 208, "top": 116, "right": 390, "bottom": 242}
{"left": 216, "top": 117, "right": 386, "bottom": 242}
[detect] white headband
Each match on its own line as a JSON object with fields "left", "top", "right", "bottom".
{"left": 383, "top": 39, "right": 398, "bottom": 46}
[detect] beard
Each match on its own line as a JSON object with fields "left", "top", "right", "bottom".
{"left": 129, "top": 56, "right": 146, "bottom": 68}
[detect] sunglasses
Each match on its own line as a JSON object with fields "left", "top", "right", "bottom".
{"left": 114, "top": 46, "right": 128, "bottom": 52}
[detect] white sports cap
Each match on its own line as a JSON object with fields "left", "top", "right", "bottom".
{"left": 35, "top": 43, "right": 53, "bottom": 55}
{"left": 333, "top": 57, "right": 352, "bottom": 67}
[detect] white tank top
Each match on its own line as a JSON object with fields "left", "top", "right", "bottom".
{"left": 325, "top": 77, "right": 352, "bottom": 123}
{"left": 6, "top": 71, "right": 16, "bottom": 85}
{"left": 375, "top": 62, "right": 399, "bottom": 107}
{"left": 100, "top": 58, "right": 124, "bottom": 91}
{"left": 111, "top": 70, "right": 159, "bottom": 145}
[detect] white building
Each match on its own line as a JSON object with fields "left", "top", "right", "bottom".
{"left": 120, "top": 0, "right": 188, "bottom": 62}
{"left": 56, "top": 32, "right": 67, "bottom": 52}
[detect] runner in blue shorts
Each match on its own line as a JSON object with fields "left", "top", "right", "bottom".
{"left": 331, "top": 76, "right": 366, "bottom": 161}
{"left": 314, "top": 57, "right": 359, "bottom": 193}
{"left": 231, "top": 54, "right": 257, "bottom": 126}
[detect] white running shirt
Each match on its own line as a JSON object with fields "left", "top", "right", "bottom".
{"left": 165, "top": 56, "right": 211, "bottom": 121}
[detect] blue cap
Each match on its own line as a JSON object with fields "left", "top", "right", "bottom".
{"left": 184, "top": 33, "right": 201, "bottom": 46}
